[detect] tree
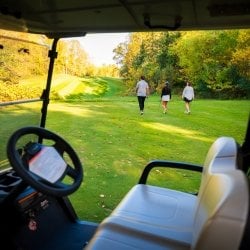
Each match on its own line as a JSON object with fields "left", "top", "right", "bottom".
{"left": 171, "top": 30, "right": 249, "bottom": 98}
{"left": 56, "top": 39, "right": 89, "bottom": 76}
{"left": 114, "top": 32, "right": 180, "bottom": 94}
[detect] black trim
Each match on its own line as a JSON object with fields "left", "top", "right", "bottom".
{"left": 40, "top": 38, "right": 59, "bottom": 129}
{"left": 0, "top": 98, "right": 42, "bottom": 107}
{"left": 138, "top": 160, "right": 203, "bottom": 184}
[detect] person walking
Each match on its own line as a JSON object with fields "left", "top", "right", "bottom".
{"left": 182, "top": 81, "right": 194, "bottom": 114}
{"left": 135, "top": 76, "right": 149, "bottom": 115}
{"left": 161, "top": 81, "right": 171, "bottom": 114}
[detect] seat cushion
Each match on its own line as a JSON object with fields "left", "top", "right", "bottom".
{"left": 86, "top": 137, "right": 249, "bottom": 250}
{"left": 192, "top": 170, "right": 249, "bottom": 250}
{"left": 86, "top": 184, "right": 197, "bottom": 249}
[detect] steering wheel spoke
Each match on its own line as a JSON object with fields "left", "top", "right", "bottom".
{"left": 53, "top": 141, "right": 67, "bottom": 155}
{"left": 65, "top": 164, "right": 79, "bottom": 179}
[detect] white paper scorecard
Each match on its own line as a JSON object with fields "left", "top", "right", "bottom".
{"left": 29, "top": 146, "right": 67, "bottom": 183}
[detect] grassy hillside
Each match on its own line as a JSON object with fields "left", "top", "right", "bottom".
{"left": 50, "top": 75, "right": 125, "bottom": 99}
{"left": 1, "top": 74, "right": 125, "bottom": 102}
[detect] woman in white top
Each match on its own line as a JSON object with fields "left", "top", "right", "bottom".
{"left": 135, "top": 76, "right": 149, "bottom": 115}
{"left": 182, "top": 82, "right": 194, "bottom": 114}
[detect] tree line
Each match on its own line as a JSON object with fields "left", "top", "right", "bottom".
{"left": 0, "top": 30, "right": 119, "bottom": 101}
{"left": 1, "top": 29, "right": 249, "bottom": 101}
{"left": 113, "top": 30, "right": 250, "bottom": 99}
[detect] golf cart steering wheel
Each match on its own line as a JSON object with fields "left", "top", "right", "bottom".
{"left": 7, "top": 126, "right": 83, "bottom": 197}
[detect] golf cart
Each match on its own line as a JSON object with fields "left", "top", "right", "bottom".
{"left": 0, "top": 1, "right": 250, "bottom": 249}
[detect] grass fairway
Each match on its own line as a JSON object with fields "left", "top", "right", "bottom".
{"left": 1, "top": 75, "right": 249, "bottom": 223}
{"left": 44, "top": 89, "right": 249, "bottom": 222}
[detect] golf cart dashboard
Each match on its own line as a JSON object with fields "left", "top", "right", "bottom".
{"left": 0, "top": 166, "right": 91, "bottom": 250}
{"left": 17, "top": 189, "right": 48, "bottom": 217}
{"left": 0, "top": 169, "right": 21, "bottom": 199}
{"left": 0, "top": 168, "right": 51, "bottom": 221}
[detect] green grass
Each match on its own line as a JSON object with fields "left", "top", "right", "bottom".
{"left": 44, "top": 95, "right": 249, "bottom": 222}
{"left": 1, "top": 75, "right": 249, "bottom": 223}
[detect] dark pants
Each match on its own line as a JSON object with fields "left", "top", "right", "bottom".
{"left": 137, "top": 96, "right": 146, "bottom": 111}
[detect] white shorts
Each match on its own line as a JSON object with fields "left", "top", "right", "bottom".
{"left": 162, "top": 95, "right": 170, "bottom": 101}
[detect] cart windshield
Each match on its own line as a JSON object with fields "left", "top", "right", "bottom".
{"left": 0, "top": 30, "right": 49, "bottom": 171}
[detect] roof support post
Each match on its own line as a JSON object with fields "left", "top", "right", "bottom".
{"left": 40, "top": 38, "right": 59, "bottom": 129}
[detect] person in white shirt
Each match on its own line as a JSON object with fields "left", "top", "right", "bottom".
{"left": 135, "top": 76, "right": 149, "bottom": 115}
{"left": 182, "top": 81, "right": 194, "bottom": 114}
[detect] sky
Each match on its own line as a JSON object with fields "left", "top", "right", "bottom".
{"left": 78, "top": 33, "right": 130, "bottom": 66}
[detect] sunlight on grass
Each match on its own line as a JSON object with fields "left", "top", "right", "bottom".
{"left": 48, "top": 103, "right": 92, "bottom": 117}
{"left": 141, "top": 122, "right": 213, "bottom": 143}
{"left": 48, "top": 103, "right": 106, "bottom": 117}
{"left": 83, "top": 86, "right": 97, "bottom": 94}
{"left": 57, "top": 80, "right": 80, "bottom": 97}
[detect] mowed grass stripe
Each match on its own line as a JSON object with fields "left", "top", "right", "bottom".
{"left": 57, "top": 79, "right": 82, "bottom": 97}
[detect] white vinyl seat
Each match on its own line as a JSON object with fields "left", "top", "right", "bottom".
{"left": 86, "top": 137, "right": 249, "bottom": 250}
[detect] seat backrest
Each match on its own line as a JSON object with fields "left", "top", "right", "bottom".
{"left": 192, "top": 137, "right": 249, "bottom": 250}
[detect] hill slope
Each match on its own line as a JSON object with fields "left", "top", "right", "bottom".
{"left": 1, "top": 75, "right": 126, "bottom": 102}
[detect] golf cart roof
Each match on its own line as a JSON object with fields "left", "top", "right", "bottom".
{"left": 0, "top": 0, "right": 249, "bottom": 38}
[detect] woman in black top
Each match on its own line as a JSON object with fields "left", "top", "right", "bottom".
{"left": 161, "top": 81, "right": 171, "bottom": 114}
